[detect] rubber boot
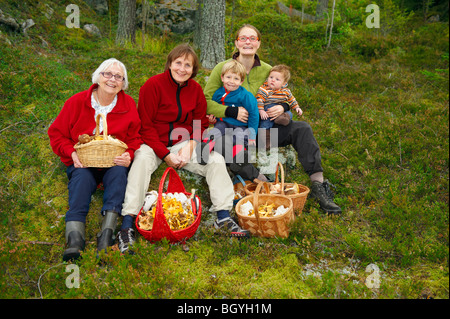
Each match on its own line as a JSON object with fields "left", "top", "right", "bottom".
{"left": 97, "top": 210, "right": 119, "bottom": 255}
{"left": 63, "top": 221, "right": 85, "bottom": 262}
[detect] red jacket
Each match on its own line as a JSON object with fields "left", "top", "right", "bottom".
{"left": 48, "top": 84, "right": 142, "bottom": 166}
{"left": 138, "top": 69, "right": 208, "bottom": 159}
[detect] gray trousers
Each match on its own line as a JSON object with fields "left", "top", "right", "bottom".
{"left": 121, "top": 141, "right": 234, "bottom": 216}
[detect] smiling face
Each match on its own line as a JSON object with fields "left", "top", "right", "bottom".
{"left": 97, "top": 63, "right": 124, "bottom": 97}
{"left": 221, "top": 71, "right": 244, "bottom": 92}
{"left": 169, "top": 54, "right": 194, "bottom": 85}
{"left": 267, "top": 71, "right": 286, "bottom": 91}
{"left": 235, "top": 26, "right": 261, "bottom": 57}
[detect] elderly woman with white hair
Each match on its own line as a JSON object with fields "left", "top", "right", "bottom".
{"left": 48, "top": 58, "right": 142, "bottom": 261}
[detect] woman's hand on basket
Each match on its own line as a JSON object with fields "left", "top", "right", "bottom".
{"left": 71, "top": 151, "right": 84, "bottom": 168}
{"left": 114, "top": 152, "right": 131, "bottom": 167}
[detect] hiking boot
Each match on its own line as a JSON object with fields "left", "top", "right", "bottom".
{"left": 97, "top": 210, "right": 119, "bottom": 254}
{"left": 214, "top": 217, "right": 250, "bottom": 238}
{"left": 63, "top": 221, "right": 85, "bottom": 262}
{"left": 310, "top": 180, "right": 342, "bottom": 215}
{"left": 117, "top": 228, "right": 135, "bottom": 255}
{"left": 274, "top": 113, "right": 291, "bottom": 126}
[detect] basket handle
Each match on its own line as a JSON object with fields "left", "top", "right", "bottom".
{"left": 274, "top": 162, "right": 285, "bottom": 195}
{"left": 95, "top": 113, "right": 108, "bottom": 139}
{"left": 234, "top": 174, "right": 246, "bottom": 187}
{"left": 154, "top": 167, "right": 187, "bottom": 225}
{"left": 156, "top": 167, "right": 186, "bottom": 209}
{"left": 252, "top": 182, "right": 271, "bottom": 235}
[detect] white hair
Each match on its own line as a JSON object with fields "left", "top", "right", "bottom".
{"left": 91, "top": 58, "right": 129, "bottom": 90}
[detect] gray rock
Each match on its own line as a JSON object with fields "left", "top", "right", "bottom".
{"left": 22, "top": 19, "right": 35, "bottom": 34}
{"left": 83, "top": 24, "right": 101, "bottom": 37}
{"left": 138, "top": 0, "right": 197, "bottom": 34}
{"left": 0, "top": 12, "right": 20, "bottom": 32}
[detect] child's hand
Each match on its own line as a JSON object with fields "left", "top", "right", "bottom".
{"left": 206, "top": 114, "right": 217, "bottom": 125}
{"left": 294, "top": 107, "right": 303, "bottom": 117}
{"left": 259, "top": 109, "right": 269, "bottom": 120}
{"left": 248, "top": 139, "right": 256, "bottom": 147}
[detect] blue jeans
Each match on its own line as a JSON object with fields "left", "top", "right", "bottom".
{"left": 65, "top": 165, "right": 129, "bottom": 223}
{"left": 259, "top": 103, "right": 293, "bottom": 129}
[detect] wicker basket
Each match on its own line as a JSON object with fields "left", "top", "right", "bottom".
{"left": 74, "top": 114, "right": 128, "bottom": 168}
{"left": 244, "top": 162, "right": 310, "bottom": 215}
{"left": 236, "top": 182, "right": 294, "bottom": 238}
{"left": 136, "top": 167, "right": 202, "bottom": 244}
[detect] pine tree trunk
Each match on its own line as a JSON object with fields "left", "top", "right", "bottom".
{"left": 116, "top": 0, "right": 136, "bottom": 46}
{"left": 199, "top": 0, "right": 225, "bottom": 70}
{"left": 193, "top": 0, "right": 203, "bottom": 49}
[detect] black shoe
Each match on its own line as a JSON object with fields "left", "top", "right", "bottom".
{"left": 63, "top": 221, "right": 85, "bottom": 262}
{"left": 310, "top": 180, "right": 342, "bottom": 215}
{"left": 229, "top": 163, "right": 261, "bottom": 181}
{"left": 117, "top": 228, "right": 136, "bottom": 255}
{"left": 214, "top": 217, "right": 251, "bottom": 238}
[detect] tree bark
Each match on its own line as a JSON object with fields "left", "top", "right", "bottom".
{"left": 141, "top": 0, "right": 149, "bottom": 50}
{"left": 198, "top": 0, "right": 225, "bottom": 70}
{"left": 116, "top": 0, "right": 136, "bottom": 46}
{"left": 326, "top": 0, "right": 335, "bottom": 50}
{"left": 193, "top": 0, "right": 203, "bottom": 49}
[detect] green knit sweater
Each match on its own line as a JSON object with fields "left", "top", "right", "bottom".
{"left": 204, "top": 57, "right": 272, "bottom": 118}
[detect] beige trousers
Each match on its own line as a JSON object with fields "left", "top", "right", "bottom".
{"left": 121, "top": 141, "right": 235, "bottom": 216}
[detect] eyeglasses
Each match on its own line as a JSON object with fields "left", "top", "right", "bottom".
{"left": 236, "top": 36, "right": 259, "bottom": 43}
{"left": 101, "top": 72, "right": 125, "bottom": 82}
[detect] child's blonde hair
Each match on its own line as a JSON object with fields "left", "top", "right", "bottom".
{"left": 270, "top": 64, "right": 291, "bottom": 83}
{"left": 221, "top": 60, "right": 246, "bottom": 81}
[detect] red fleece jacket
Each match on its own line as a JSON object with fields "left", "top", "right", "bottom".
{"left": 138, "top": 69, "right": 208, "bottom": 159}
{"left": 48, "top": 84, "right": 142, "bottom": 166}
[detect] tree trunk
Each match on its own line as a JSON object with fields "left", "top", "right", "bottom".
{"left": 423, "top": 0, "right": 432, "bottom": 21}
{"left": 141, "top": 0, "right": 149, "bottom": 50}
{"left": 231, "top": 0, "right": 236, "bottom": 38}
{"left": 199, "top": 0, "right": 225, "bottom": 70}
{"left": 193, "top": 0, "right": 203, "bottom": 49}
{"left": 326, "top": 0, "right": 335, "bottom": 50}
{"left": 116, "top": 0, "right": 136, "bottom": 46}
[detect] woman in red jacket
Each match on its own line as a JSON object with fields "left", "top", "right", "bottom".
{"left": 120, "top": 44, "right": 250, "bottom": 252}
{"left": 48, "top": 58, "right": 142, "bottom": 261}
